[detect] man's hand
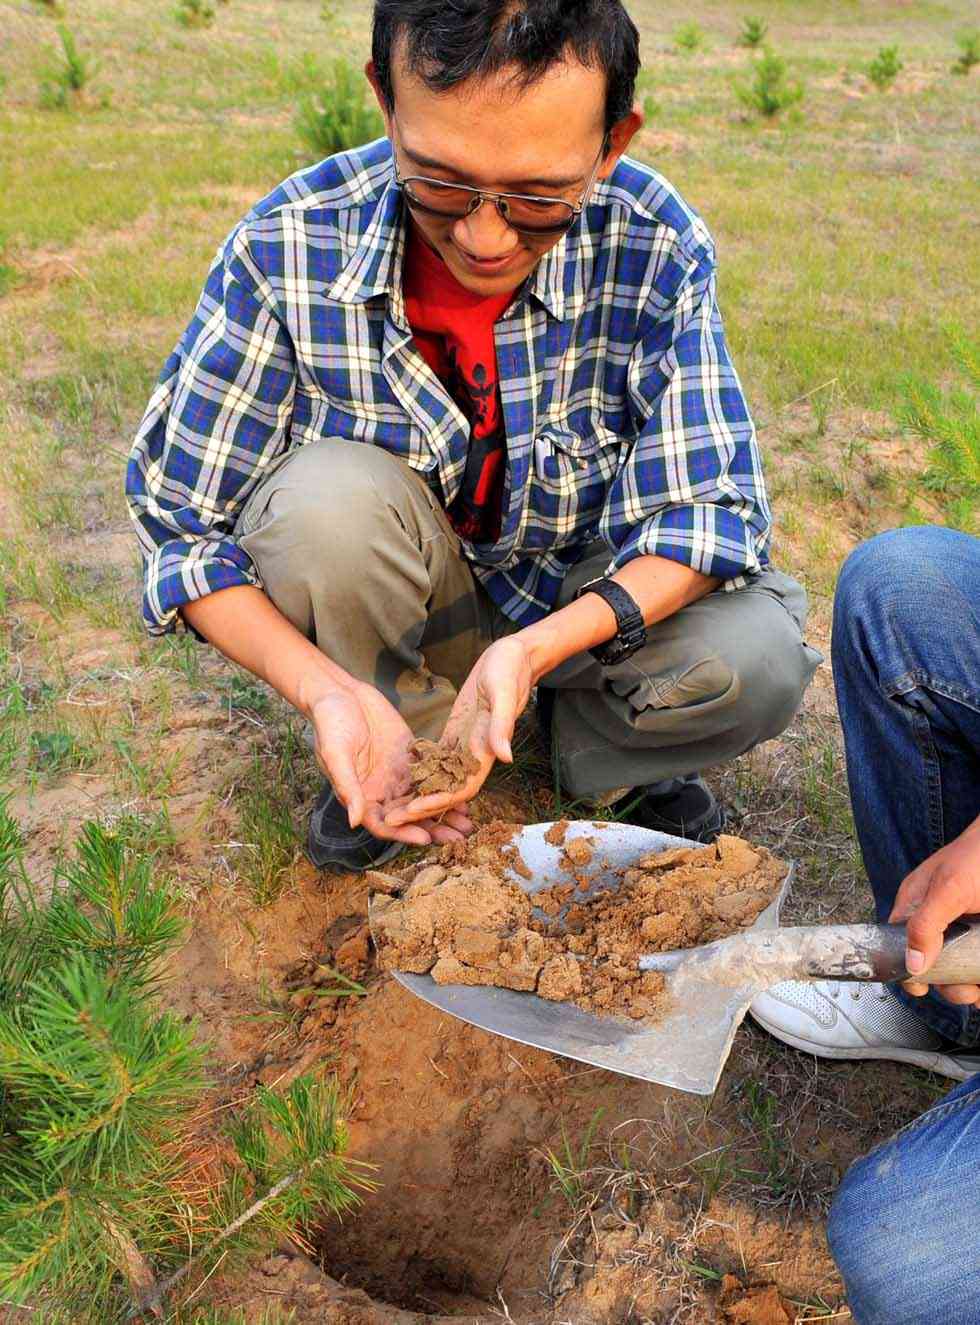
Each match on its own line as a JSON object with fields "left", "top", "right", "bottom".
{"left": 384, "top": 635, "right": 536, "bottom": 828}
{"left": 310, "top": 684, "right": 472, "bottom": 846}
{"left": 889, "top": 816, "right": 980, "bottom": 1007}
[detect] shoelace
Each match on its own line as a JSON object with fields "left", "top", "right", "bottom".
{"left": 826, "top": 982, "right": 890, "bottom": 1003}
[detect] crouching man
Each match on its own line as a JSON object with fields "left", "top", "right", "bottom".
{"left": 126, "top": 0, "right": 820, "bottom": 871}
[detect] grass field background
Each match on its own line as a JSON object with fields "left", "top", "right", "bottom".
{"left": 0, "top": 1, "right": 977, "bottom": 1319}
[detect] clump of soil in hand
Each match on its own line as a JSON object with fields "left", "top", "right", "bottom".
{"left": 407, "top": 738, "right": 479, "bottom": 797}
{"left": 372, "top": 828, "right": 787, "bottom": 1023}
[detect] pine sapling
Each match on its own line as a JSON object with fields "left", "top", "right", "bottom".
{"left": 867, "top": 45, "right": 903, "bottom": 90}
{"left": 952, "top": 29, "right": 980, "bottom": 74}
{"left": 674, "top": 21, "right": 706, "bottom": 54}
{"left": 174, "top": 0, "right": 216, "bottom": 29}
{"left": 735, "top": 47, "right": 805, "bottom": 118}
{"left": 738, "top": 16, "right": 768, "bottom": 48}
{"left": 38, "top": 25, "right": 92, "bottom": 110}
{"left": 0, "top": 807, "right": 372, "bottom": 1321}
{"left": 295, "top": 59, "right": 385, "bottom": 158}
{"left": 897, "top": 326, "right": 979, "bottom": 533}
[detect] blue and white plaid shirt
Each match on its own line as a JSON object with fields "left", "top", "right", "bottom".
{"left": 127, "top": 138, "right": 771, "bottom": 635}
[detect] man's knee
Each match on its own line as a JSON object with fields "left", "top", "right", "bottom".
{"left": 719, "top": 603, "right": 817, "bottom": 749}
{"left": 832, "top": 526, "right": 968, "bottom": 677}
{"left": 252, "top": 439, "right": 415, "bottom": 546}
{"left": 827, "top": 1138, "right": 963, "bottom": 1325}
{"left": 238, "top": 438, "right": 439, "bottom": 591}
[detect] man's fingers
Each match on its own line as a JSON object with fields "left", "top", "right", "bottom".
{"left": 325, "top": 749, "right": 365, "bottom": 829}
{"left": 488, "top": 684, "right": 516, "bottom": 763}
{"left": 936, "top": 983, "right": 980, "bottom": 1005}
{"left": 889, "top": 861, "right": 931, "bottom": 923}
{"left": 441, "top": 809, "right": 473, "bottom": 834}
{"left": 429, "top": 823, "right": 466, "bottom": 845}
{"left": 902, "top": 979, "right": 929, "bottom": 998}
{"left": 384, "top": 793, "right": 454, "bottom": 827}
{"left": 904, "top": 883, "right": 971, "bottom": 975}
{"left": 361, "top": 804, "right": 431, "bottom": 846}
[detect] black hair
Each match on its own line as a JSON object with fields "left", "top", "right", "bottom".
{"left": 371, "top": 0, "right": 641, "bottom": 132}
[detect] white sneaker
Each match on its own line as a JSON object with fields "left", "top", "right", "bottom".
{"left": 750, "top": 980, "right": 980, "bottom": 1082}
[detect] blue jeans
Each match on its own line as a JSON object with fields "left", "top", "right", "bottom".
{"left": 827, "top": 526, "right": 980, "bottom": 1324}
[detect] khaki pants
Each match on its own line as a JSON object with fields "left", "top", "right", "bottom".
{"left": 236, "top": 438, "right": 822, "bottom": 797}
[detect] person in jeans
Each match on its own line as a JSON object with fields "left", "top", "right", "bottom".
{"left": 751, "top": 526, "right": 980, "bottom": 1324}
{"left": 126, "top": 0, "right": 820, "bottom": 871}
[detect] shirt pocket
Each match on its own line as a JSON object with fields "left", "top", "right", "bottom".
{"left": 524, "top": 428, "right": 610, "bottom": 545}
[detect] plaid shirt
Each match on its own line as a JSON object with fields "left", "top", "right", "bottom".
{"left": 127, "top": 138, "right": 771, "bottom": 635}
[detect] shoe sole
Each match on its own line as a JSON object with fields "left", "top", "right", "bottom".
{"left": 750, "top": 1008, "right": 979, "bottom": 1082}
{"left": 305, "top": 835, "right": 405, "bottom": 874}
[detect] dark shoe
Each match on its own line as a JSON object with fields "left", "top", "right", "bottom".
{"left": 307, "top": 782, "right": 405, "bottom": 872}
{"left": 611, "top": 774, "right": 725, "bottom": 844}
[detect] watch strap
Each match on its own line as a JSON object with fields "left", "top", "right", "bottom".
{"left": 574, "top": 577, "right": 647, "bottom": 664}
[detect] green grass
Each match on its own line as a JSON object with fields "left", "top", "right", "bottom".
{"left": 234, "top": 752, "right": 301, "bottom": 906}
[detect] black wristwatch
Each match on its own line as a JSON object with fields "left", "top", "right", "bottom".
{"left": 574, "top": 577, "right": 647, "bottom": 665}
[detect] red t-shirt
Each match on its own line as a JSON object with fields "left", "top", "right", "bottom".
{"left": 403, "top": 227, "right": 515, "bottom": 543}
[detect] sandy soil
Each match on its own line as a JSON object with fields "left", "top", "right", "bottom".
{"left": 151, "top": 799, "right": 840, "bottom": 1322}
{"left": 372, "top": 829, "right": 786, "bottom": 1020}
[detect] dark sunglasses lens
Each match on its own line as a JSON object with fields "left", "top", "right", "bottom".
{"left": 403, "top": 179, "right": 575, "bottom": 234}
{"left": 404, "top": 179, "right": 474, "bottom": 218}
{"left": 503, "top": 197, "right": 575, "bottom": 233}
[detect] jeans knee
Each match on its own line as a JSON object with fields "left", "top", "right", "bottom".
{"left": 832, "top": 527, "right": 954, "bottom": 678}
{"left": 826, "top": 1153, "right": 902, "bottom": 1323}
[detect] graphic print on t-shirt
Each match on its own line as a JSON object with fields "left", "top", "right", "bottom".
{"left": 403, "top": 227, "right": 516, "bottom": 543}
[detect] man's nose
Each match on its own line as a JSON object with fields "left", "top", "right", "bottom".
{"left": 453, "top": 198, "right": 519, "bottom": 258}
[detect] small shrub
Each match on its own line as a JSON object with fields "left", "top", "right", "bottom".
{"left": 295, "top": 59, "right": 385, "bottom": 158}
{"left": 38, "top": 25, "right": 91, "bottom": 110}
{"left": 320, "top": 0, "right": 337, "bottom": 24}
{"left": 738, "top": 16, "right": 768, "bottom": 48}
{"left": 867, "top": 44, "right": 903, "bottom": 90}
{"left": 174, "top": 0, "right": 215, "bottom": 29}
{"left": 952, "top": 29, "right": 980, "bottom": 74}
{"left": 29, "top": 726, "right": 94, "bottom": 774}
{"left": 673, "top": 22, "right": 706, "bottom": 54}
{"left": 897, "top": 326, "right": 979, "bottom": 533}
{"left": 735, "top": 47, "right": 804, "bottom": 118}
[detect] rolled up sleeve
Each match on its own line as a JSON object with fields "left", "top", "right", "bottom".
{"left": 601, "top": 230, "right": 771, "bottom": 590}
{"left": 126, "top": 225, "right": 296, "bottom": 634}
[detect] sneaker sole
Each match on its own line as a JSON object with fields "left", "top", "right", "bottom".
{"left": 750, "top": 1007, "right": 979, "bottom": 1082}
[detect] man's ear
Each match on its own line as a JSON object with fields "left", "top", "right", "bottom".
{"left": 364, "top": 60, "right": 393, "bottom": 133}
{"left": 598, "top": 107, "right": 644, "bottom": 178}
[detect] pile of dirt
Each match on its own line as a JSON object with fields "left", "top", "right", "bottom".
{"left": 371, "top": 824, "right": 786, "bottom": 1021}
{"left": 407, "top": 738, "right": 478, "bottom": 797}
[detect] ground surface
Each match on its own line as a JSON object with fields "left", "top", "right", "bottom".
{"left": 1, "top": 0, "right": 978, "bottom": 1320}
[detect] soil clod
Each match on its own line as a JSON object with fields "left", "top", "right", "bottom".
{"left": 407, "top": 738, "right": 479, "bottom": 797}
{"left": 372, "top": 824, "right": 787, "bottom": 1021}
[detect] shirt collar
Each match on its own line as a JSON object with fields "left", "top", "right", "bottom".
{"left": 325, "top": 172, "right": 407, "bottom": 321}
{"left": 524, "top": 234, "right": 567, "bottom": 321}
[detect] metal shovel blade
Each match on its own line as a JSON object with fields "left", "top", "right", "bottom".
{"left": 379, "top": 820, "right": 792, "bottom": 1095}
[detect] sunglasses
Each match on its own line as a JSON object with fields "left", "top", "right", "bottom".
{"left": 394, "top": 137, "right": 608, "bottom": 237}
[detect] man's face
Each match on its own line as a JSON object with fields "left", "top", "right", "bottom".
{"left": 368, "top": 49, "right": 639, "bottom": 296}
